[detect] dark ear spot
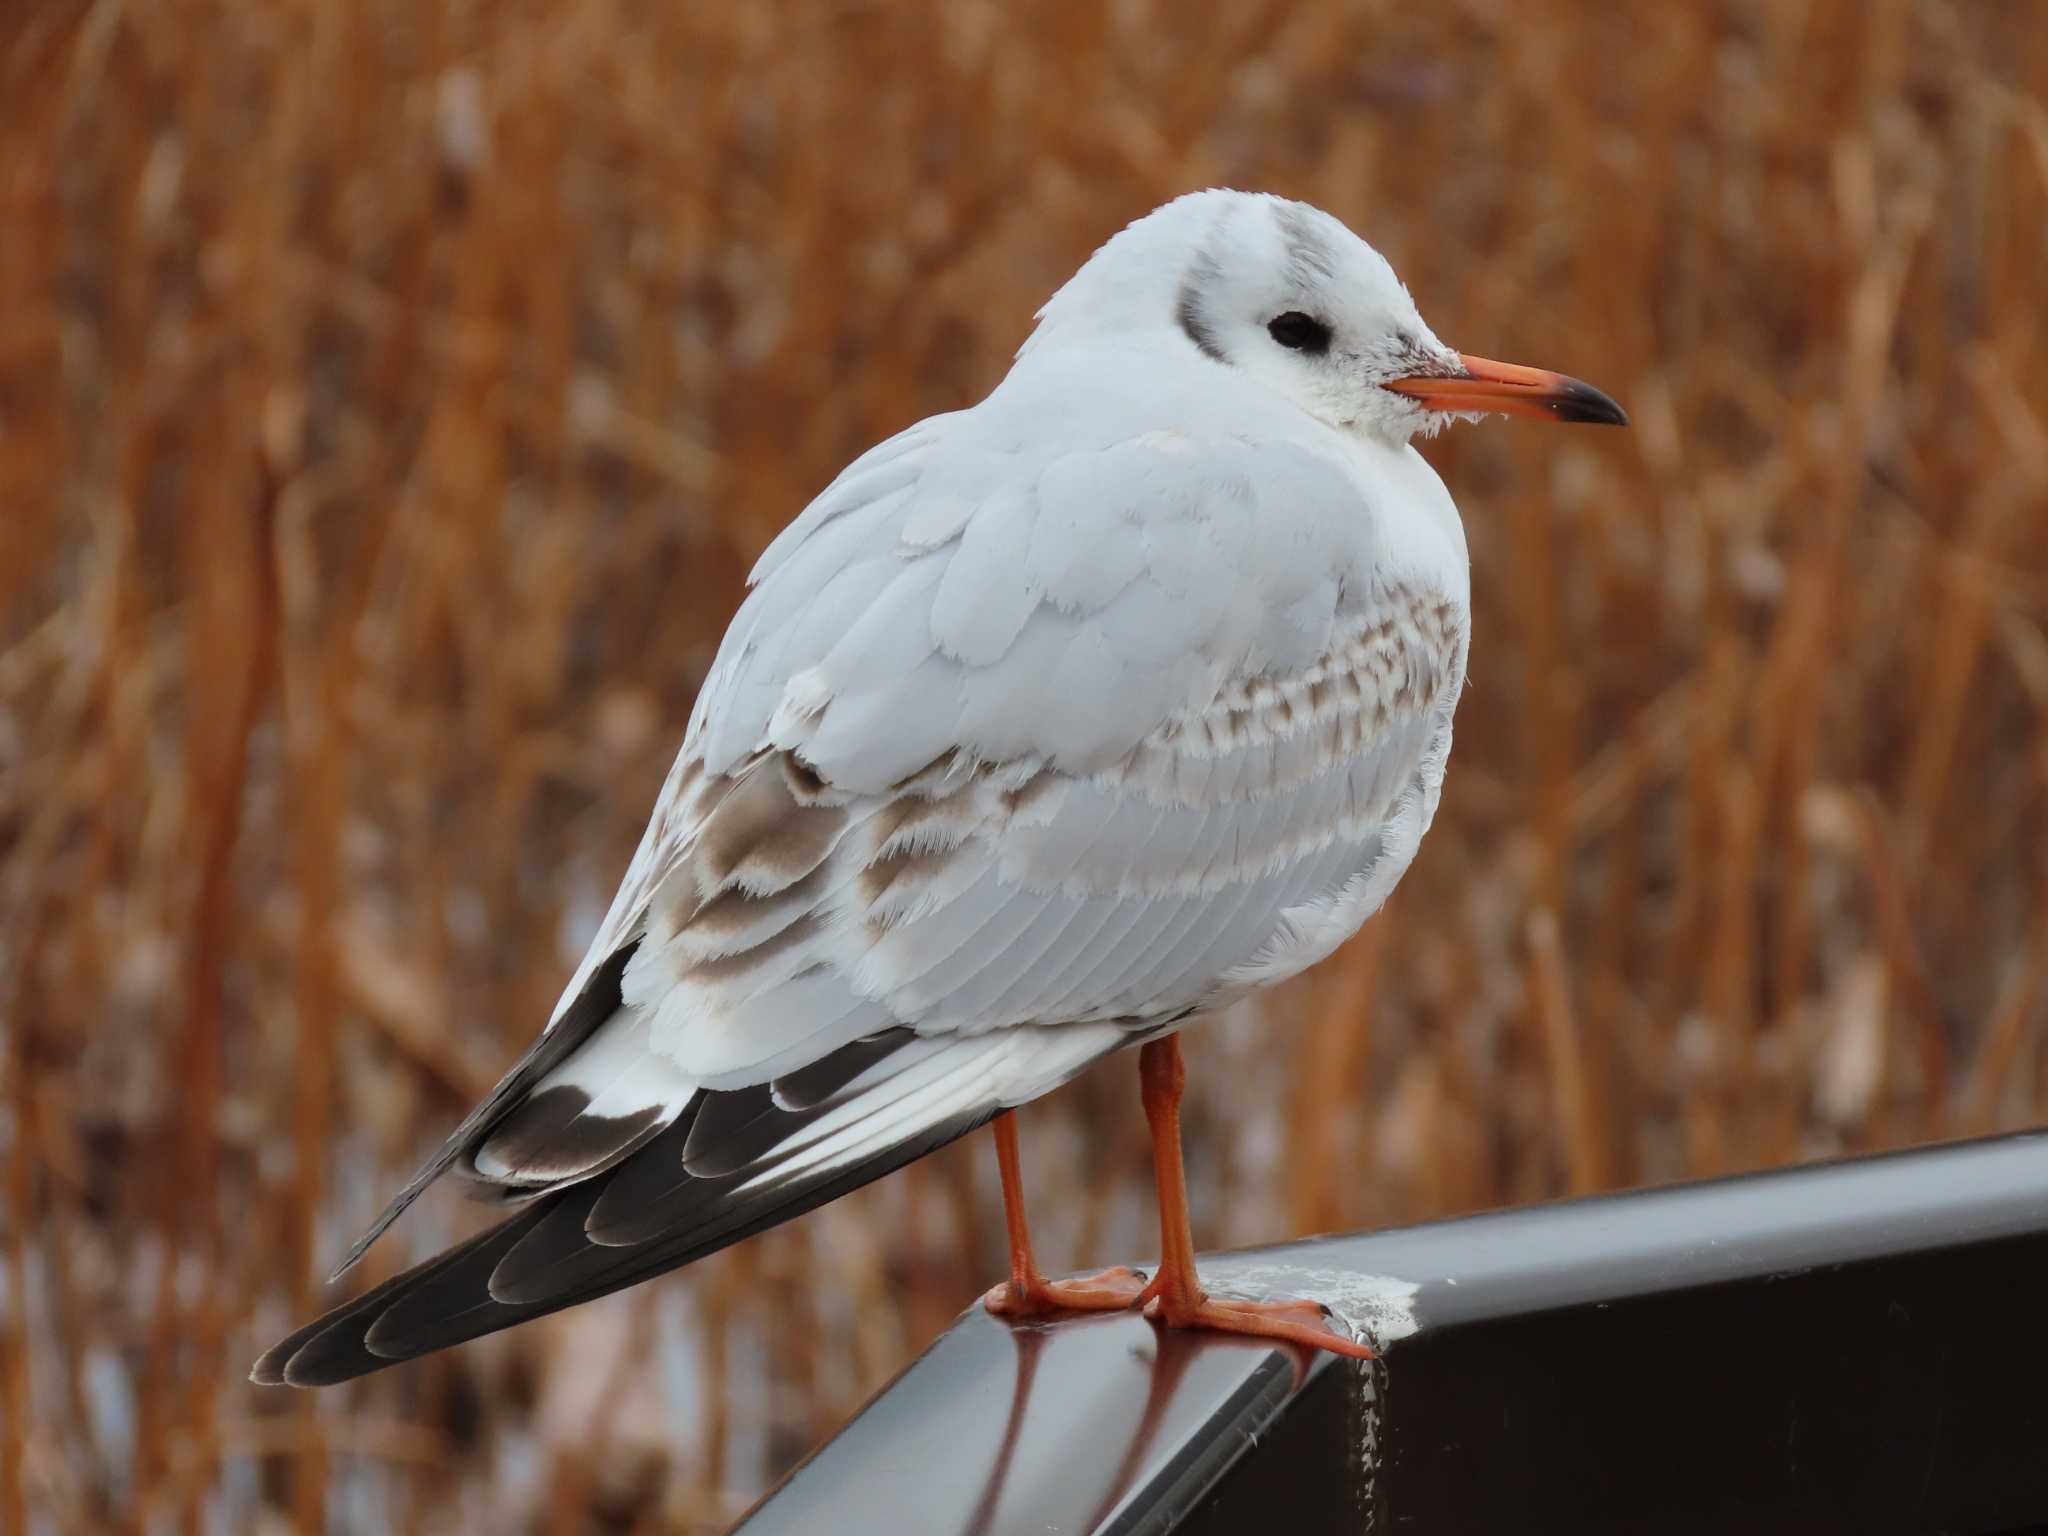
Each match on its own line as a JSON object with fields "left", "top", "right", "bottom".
{"left": 1177, "top": 279, "right": 1225, "bottom": 362}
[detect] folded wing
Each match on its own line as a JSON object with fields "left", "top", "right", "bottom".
{"left": 257, "top": 399, "right": 1466, "bottom": 1384}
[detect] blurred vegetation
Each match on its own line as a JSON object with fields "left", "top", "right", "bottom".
{"left": 4, "top": 0, "right": 2047, "bottom": 1530}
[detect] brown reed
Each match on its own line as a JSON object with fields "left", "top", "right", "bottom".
{"left": 4, "top": 1, "right": 2047, "bottom": 1529}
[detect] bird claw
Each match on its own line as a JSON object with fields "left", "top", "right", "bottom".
{"left": 984, "top": 1265, "right": 1372, "bottom": 1361}
{"left": 1142, "top": 1290, "right": 1375, "bottom": 1360}
{"left": 982, "top": 1265, "right": 1152, "bottom": 1319}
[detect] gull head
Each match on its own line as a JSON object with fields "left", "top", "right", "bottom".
{"left": 1027, "top": 189, "right": 1626, "bottom": 445}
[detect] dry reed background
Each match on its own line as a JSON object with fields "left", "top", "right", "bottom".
{"left": 4, "top": 0, "right": 2047, "bottom": 1530}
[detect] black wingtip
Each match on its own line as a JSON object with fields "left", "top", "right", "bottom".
{"left": 250, "top": 1318, "right": 362, "bottom": 1388}
{"left": 249, "top": 1352, "right": 287, "bottom": 1387}
{"left": 322, "top": 940, "right": 645, "bottom": 1286}
{"left": 252, "top": 1043, "right": 1019, "bottom": 1386}
{"left": 250, "top": 1306, "right": 382, "bottom": 1389}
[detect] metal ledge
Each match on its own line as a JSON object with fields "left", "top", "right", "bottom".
{"left": 733, "top": 1131, "right": 2048, "bottom": 1535}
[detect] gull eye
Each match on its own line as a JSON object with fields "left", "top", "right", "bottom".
{"left": 1266, "top": 312, "right": 1333, "bottom": 355}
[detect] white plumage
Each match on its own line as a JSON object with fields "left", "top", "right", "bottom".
{"left": 256, "top": 188, "right": 1624, "bottom": 1385}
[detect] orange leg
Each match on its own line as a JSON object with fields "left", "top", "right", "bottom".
{"left": 982, "top": 1109, "right": 1149, "bottom": 1318}
{"left": 1131, "top": 1036, "right": 1375, "bottom": 1360}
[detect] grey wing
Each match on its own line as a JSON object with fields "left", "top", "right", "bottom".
{"left": 256, "top": 421, "right": 1465, "bottom": 1385}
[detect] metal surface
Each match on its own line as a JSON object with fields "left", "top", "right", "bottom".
{"left": 733, "top": 1131, "right": 2048, "bottom": 1535}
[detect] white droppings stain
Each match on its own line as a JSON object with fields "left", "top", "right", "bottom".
{"left": 1199, "top": 1258, "right": 1422, "bottom": 1522}
{"left": 1198, "top": 1259, "right": 1422, "bottom": 1353}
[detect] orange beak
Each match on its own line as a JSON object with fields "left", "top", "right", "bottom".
{"left": 1384, "top": 353, "right": 1628, "bottom": 426}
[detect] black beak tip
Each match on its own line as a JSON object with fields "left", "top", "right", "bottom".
{"left": 1553, "top": 380, "right": 1629, "bottom": 427}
